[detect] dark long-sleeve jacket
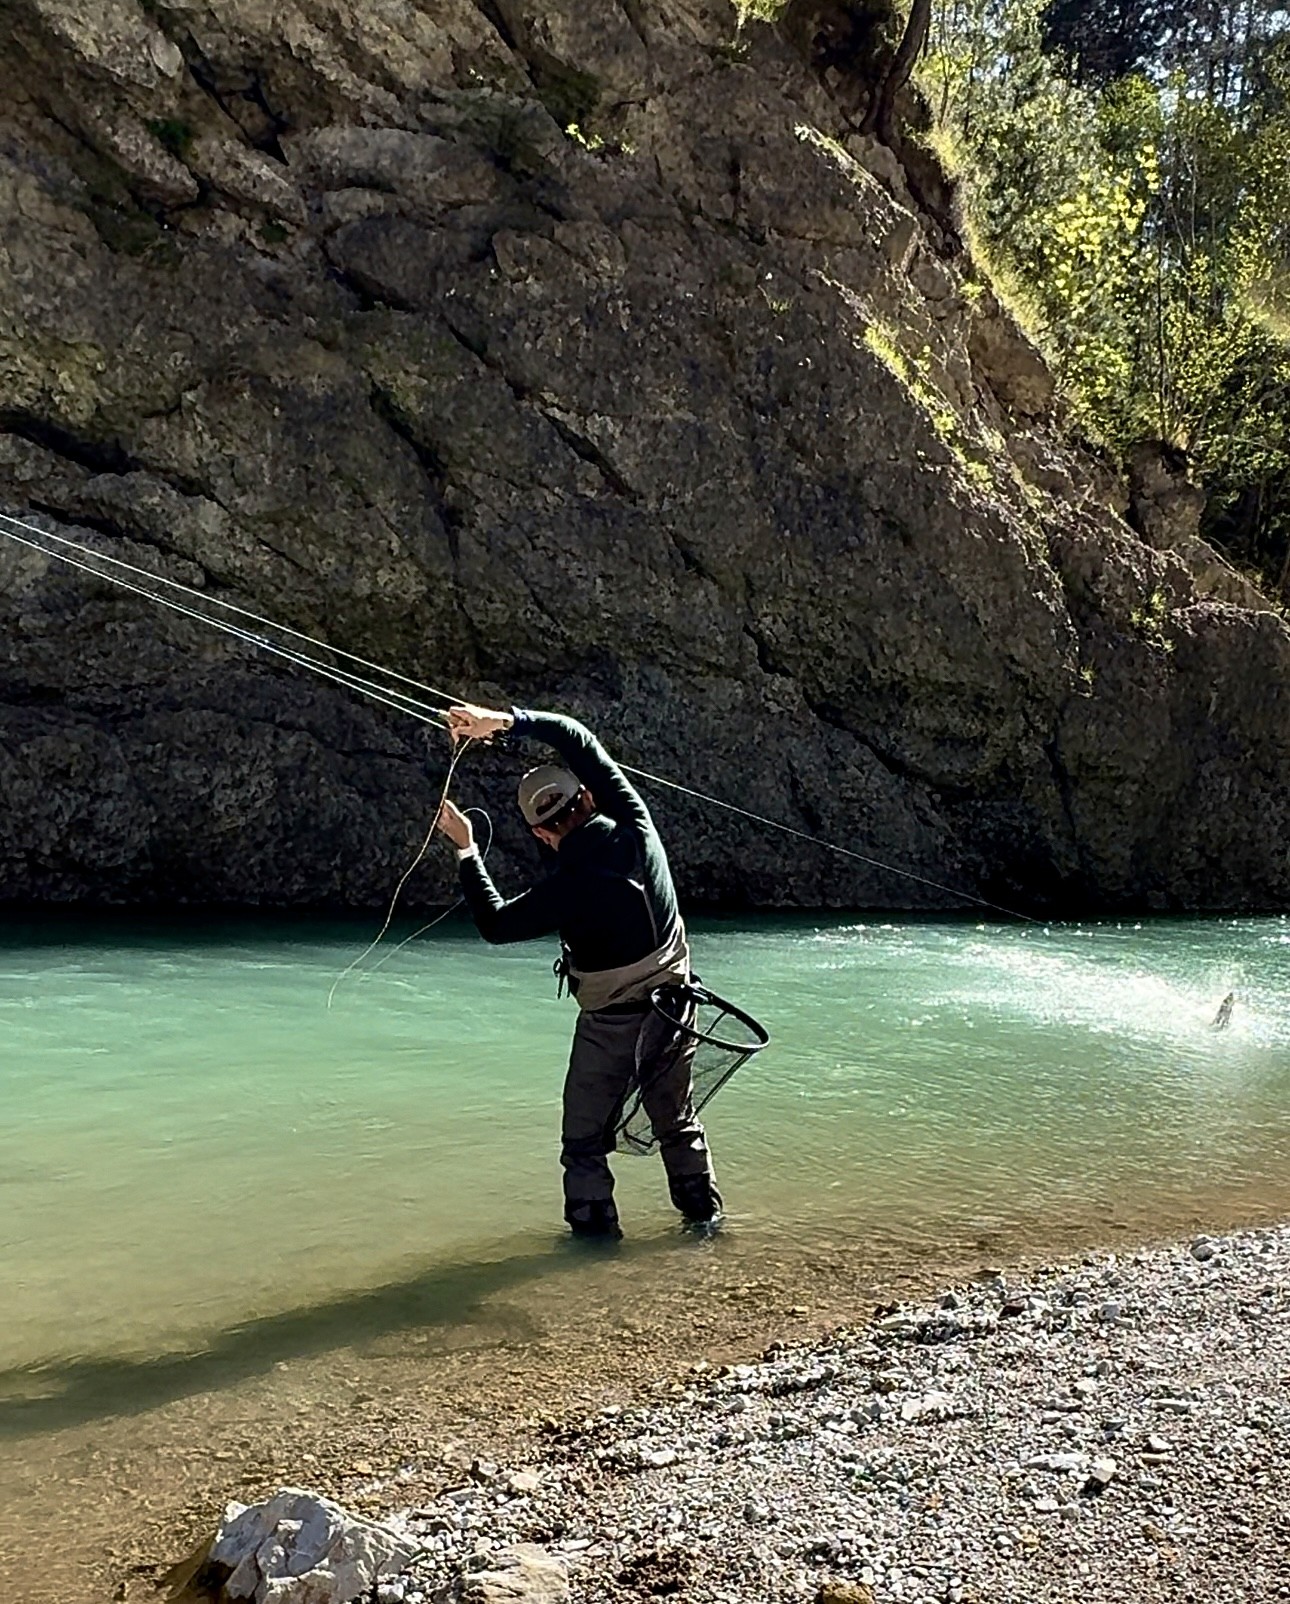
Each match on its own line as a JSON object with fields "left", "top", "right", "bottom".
{"left": 458, "top": 710, "right": 679, "bottom": 974}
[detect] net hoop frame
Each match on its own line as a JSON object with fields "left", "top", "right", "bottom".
{"left": 648, "top": 982, "right": 770, "bottom": 1054}
{"left": 610, "top": 982, "right": 769, "bottom": 1158}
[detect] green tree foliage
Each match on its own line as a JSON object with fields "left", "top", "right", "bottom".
{"left": 925, "top": 0, "right": 1290, "bottom": 593}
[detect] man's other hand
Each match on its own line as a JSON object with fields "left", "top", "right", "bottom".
{"left": 436, "top": 798, "right": 475, "bottom": 851}
{"left": 446, "top": 703, "right": 514, "bottom": 744}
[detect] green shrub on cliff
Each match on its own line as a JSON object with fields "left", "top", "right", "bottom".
{"left": 923, "top": 0, "right": 1290, "bottom": 595}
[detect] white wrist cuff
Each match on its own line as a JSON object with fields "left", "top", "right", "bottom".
{"left": 456, "top": 843, "right": 479, "bottom": 861}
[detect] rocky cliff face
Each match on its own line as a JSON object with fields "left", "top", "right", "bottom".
{"left": 1, "top": 0, "right": 1287, "bottom": 912}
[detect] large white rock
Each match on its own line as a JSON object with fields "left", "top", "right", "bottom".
{"left": 210, "top": 1489, "right": 419, "bottom": 1604}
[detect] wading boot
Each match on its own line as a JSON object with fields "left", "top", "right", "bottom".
{"left": 670, "top": 1174, "right": 723, "bottom": 1232}
{"left": 565, "top": 1198, "right": 623, "bottom": 1242}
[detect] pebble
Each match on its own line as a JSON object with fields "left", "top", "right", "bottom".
{"left": 899, "top": 1391, "right": 954, "bottom": 1424}
{"left": 1082, "top": 1457, "right": 1117, "bottom": 1495}
{"left": 817, "top": 1584, "right": 875, "bottom": 1604}
{"left": 1025, "top": 1452, "right": 1086, "bottom": 1472}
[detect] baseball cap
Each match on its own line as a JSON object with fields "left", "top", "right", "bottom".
{"left": 517, "top": 765, "right": 582, "bottom": 827}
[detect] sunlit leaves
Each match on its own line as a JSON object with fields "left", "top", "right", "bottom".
{"left": 923, "top": 0, "right": 1290, "bottom": 588}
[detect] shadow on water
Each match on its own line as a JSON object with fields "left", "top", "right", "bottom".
{"left": 0, "top": 1232, "right": 673, "bottom": 1441}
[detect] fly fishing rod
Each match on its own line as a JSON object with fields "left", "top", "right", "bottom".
{"left": 0, "top": 511, "right": 454, "bottom": 729}
{"left": 0, "top": 507, "right": 1032, "bottom": 921}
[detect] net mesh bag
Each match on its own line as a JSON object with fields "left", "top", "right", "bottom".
{"left": 614, "top": 983, "right": 769, "bottom": 1158}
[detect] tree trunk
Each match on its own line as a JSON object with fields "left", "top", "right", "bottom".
{"left": 866, "top": 0, "right": 932, "bottom": 139}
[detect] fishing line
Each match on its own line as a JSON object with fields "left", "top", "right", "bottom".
{"left": 1, "top": 510, "right": 1032, "bottom": 921}
{"left": 0, "top": 517, "right": 451, "bottom": 729}
{"left": 0, "top": 509, "right": 459, "bottom": 711}
{"left": 619, "top": 765, "right": 1036, "bottom": 923}
{"left": 326, "top": 737, "right": 474, "bottom": 1008}
{"left": 361, "top": 806, "right": 495, "bottom": 978}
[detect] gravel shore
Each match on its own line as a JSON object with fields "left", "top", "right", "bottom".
{"left": 373, "top": 1223, "right": 1290, "bottom": 1603}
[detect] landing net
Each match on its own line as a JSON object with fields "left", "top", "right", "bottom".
{"left": 615, "top": 983, "right": 769, "bottom": 1158}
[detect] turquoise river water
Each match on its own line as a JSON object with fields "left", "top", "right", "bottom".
{"left": 2, "top": 911, "right": 1289, "bottom": 1598}
{"left": 4, "top": 912, "right": 1289, "bottom": 1373}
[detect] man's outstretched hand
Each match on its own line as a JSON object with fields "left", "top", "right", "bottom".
{"left": 436, "top": 798, "right": 474, "bottom": 851}
{"left": 446, "top": 703, "right": 514, "bottom": 744}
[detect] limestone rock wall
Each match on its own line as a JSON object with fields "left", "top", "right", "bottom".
{"left": 1, "top": 0, "right": 1286, "bottom": 911}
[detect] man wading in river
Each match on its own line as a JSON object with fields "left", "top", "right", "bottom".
{"left": 434, "top": 702, "right": 721, "bottom": 1241}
